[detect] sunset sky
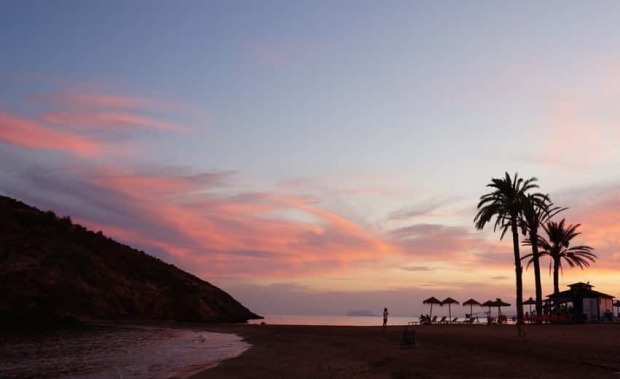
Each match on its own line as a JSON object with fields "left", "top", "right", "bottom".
{"left": 2, "top": 1, "right": 620, "bottom": 317}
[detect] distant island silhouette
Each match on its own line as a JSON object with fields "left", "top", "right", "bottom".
{"left": 0, "top": 195, "right": 262, "bottom": 325}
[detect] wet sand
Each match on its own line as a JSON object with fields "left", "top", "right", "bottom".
{"left": 189, "top": 323, "right": 620, "bottom": 378}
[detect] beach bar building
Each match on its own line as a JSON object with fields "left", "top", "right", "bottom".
{"left": 547, "top": 282, "right": 614, "bottom": 323}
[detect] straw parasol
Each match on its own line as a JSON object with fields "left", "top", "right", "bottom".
{"left": 423, "top": 297, "right": 441, "bottom": 318}
{"left": 441, "top": 297, "right": 460, "bottom": 323}
{"left": 462, "top": 298, "right": 481, "bottom": 316}
{"left": 481, "top": 300, "right": 494, "bottom": 316}
{"left": 523, "top": 297, "right": 536, "bottom": 314}
{"left": 490, "top": 298, "right": 511, "bottom": 317}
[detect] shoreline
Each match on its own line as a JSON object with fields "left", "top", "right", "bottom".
{"left": 188, "top": 323, "right": 620, "bottom": 378}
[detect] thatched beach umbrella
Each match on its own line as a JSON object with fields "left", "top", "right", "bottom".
{"left": 490, "top": 298, "right": 511, "bottom": 317}
{"left": 523, "top": 297, "right": 536, "bottom": 314}
{"left": 423, "top": 297, "right": 441, "bottom": 318}
{"left": 441, "top": 297, "right": 459, "bottom": 323}
{"left": 481, "top": 300, "right": 495, "bottom": 324}
{"left": 481, "top": 300, "right": 494, "bottom": 316}
{"left": 462, "top": 298, "right": 481, "bottom": 316}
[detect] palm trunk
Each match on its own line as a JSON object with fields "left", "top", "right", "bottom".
{"left": 511, "top": 216, "right": 524, "bottom": 325}
{"left": 553, "top": 259, "right": 560, "bottom": 295}
{"left": 529, "top": 230, "right": 543, "bottom": 321}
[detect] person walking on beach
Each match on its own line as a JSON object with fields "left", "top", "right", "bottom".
{"left": 383, "top": 307, "right": 389, "bottom": 327}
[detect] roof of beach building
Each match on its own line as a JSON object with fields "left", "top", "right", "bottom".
{"left": 548, "top": 282, "right": 614, "bottom": 300}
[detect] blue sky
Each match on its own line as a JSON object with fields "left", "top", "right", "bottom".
{"left": 2, "top": 1, "right": 620, "bottom": 317}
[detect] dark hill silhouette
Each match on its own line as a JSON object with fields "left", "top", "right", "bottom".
{"left": 0, "top": 195, "right": 261, "bottom": 324}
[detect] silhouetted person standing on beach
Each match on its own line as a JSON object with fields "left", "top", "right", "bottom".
{"left": 383, "top": 307, "right": 389, "bottom": 327}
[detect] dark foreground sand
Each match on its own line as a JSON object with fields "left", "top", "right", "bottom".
{"left": 189, "top": 323, "right": 620, "bottom": 379}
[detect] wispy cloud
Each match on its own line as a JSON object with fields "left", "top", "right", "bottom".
{"left": 521, "top": 62, "right": 620, "bottom": 171}
{"left": 3, "top": 78, "right": 615, "bottom": 299}
{"left": 0, "top": 111, "right": 102, "bottom": 157}
{"left": 1, "top": 156, "right": 398, "bottom": 280}
{"left": 32, "top": 92, "right": 154, "bottom": 110}
{"left": 401, "top": 266, "right": 436, "bottom": 272}
{"left": 387, "top": 202, "right": 443, "bottom": 221}
{"left": 490, "top": 275, "right": 510, "bottom": 281}
{"left": 555, "top": 182, "right": 620, "bottom": 271}
{"left": 534, "top": 98, "right": 614, "bottom": 170}
{"left": 0, "top": 87, "right": 188, "bottom": 158}
{"left": 43, "top": 111, "right": 183, "bottom": 131}
{"left": 386, "top": 196, "right": 464, "bottom": 221}
{"left": 390, "top": 223, "right": 482, "bottom": 259}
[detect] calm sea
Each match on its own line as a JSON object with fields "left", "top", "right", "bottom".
{"left": 249, "top": 314, "right": 417, "bottom": 326}
{"left": 0, "top": 324, "right": 249, "bottom": 379}
{"left": 0, "top": 315, "right": 424, "bottom": 378}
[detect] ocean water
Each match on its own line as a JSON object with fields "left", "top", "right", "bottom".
{"left": 249, "top": 314, "right": 418, "bottom": 326}
{"left": 0, "top": 324, "right": 250, "bottom": 379}
{"left": 249, "top": 314, "right": 512, "bottom": 326}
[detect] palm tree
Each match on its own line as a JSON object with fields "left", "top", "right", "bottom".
{"left": 520, "top": 194, "right": 565, "bottom": 319}
{"left": 528, "top": 219, "right": 597, "bottom": 294}
{"left": 474, "top": 172, "right": 539, "bottom": 325}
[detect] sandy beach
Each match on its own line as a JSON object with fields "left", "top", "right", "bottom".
{"left": 190, "top": 323, "right": 620, "bottom": 378}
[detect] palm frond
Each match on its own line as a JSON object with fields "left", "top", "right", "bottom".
{"left": 539, "top": 218, "right": 596, "bottom": 287}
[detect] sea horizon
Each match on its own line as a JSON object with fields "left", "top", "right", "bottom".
{"left": 249, "top": 314, "right": 421, "bottom": 326}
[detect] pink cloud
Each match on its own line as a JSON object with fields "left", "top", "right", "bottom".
{"left": 64, "top": 166, "right": 399, "bottom": 280}
{"left": 267, "top": 193, "right": 392, "bottom": 253}
{"left": 8, "top": 164, "right": 517, "bottom": 283}
{"left": 390, "top": 223, "right": 491, "bottom": 264}
{"left": 1, "top": 84, "right": 194, "bottom": 159}
{"left": 523, "top": 97, "right": 611, "bottom": 171}
{"left": 33, "top": 89, "right": 210, "bottom": 122}
{"left": 89, "top": 169, "right": 230, "bottom": 196}
{"left": 33, "top": 92, "right": 153, "bottom": 110}
{"left": 527, "top": 61, "right": 620, "bottom": 171}
{"left": 34, "top": 89, "right": 189, "bottom": 133}
{"left": 561, "top": 186, "right": 620, "bottom": 270}
{"left": 0, "top": 111, "right": 101, "bottom": 157}
{"left": 8, "top": 152, "right": 613, "bottom": 289}
{"left": 43, "top": 111, "right": 183, "bottom": 131}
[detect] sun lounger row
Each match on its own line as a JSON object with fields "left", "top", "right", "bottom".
{"left": 524, "top": 313, "right": 569, "bottom": 324}
{"left": 410, "top": 313, "right": 571, "bottom": 326}
{"left": 410, "top": 316, "right": 481, "bottom": 325}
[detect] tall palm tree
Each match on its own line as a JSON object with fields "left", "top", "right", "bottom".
{"left": 520, "top": 194, "right": 565, "bottom": 318}
{"left": 528, "top": 219, "right": 597, "bottom": 294}
{"left": 474, "top": 172, "right": 539, "bottom": 325}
